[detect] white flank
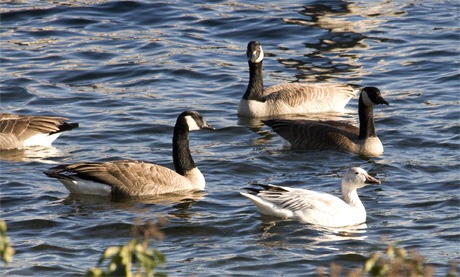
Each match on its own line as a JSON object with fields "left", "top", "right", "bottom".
{"left": 23, "top": 133, "right": 61, "bottom": 147}
{"left": 59, "top": 177, "right": 112, "bottom": 196}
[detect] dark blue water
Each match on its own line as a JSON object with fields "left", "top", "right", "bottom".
{"left": 1, "top": 0, "right": 459, "bottom": 275}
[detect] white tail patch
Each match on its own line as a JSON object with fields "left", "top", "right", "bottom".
{"left": 23, "top": 133, "right": 61, "bottom": 147}
{"left": 185, "top": 115, "right": 200, "bottom": 131}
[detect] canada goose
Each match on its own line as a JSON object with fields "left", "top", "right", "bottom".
{"left": 237, "top": 41, "right": 361, "bottom": 117}
{"left": 0, "top": 113, "right": 79, "bottom": 150}
{"left": 44, "top": 111, "right": 214, "bottom": 197}
{"left": 263, "top": 87, "right": 389, "bottom": 156}
{"left": 241, "top": 167, "right": 380, "bottom": 227}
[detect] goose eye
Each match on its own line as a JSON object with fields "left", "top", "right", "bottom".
{"left": 355, "top": 171, "right": 359, "bottom": 175}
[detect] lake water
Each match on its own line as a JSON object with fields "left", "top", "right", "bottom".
{"left": 1, "top": 0, "right": 459, "bottom": 275}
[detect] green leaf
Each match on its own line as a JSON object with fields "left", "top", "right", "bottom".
{"left": 99, "top": 246, "right": 122, "bottom": 264}
{"left": 85, "top": 267, "right": 104, "bottom": 277}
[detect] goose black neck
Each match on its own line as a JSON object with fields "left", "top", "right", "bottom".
{"left": 173, "top": 121, "right": 195, "bottom": 175}
{"left": 242, "top": 61, "right": 264, "bottom": 101}
{"left": 358, "top": 97, "right": 377, "bottom": 140}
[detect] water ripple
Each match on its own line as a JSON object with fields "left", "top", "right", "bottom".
{"left": 1, "top": 0, "right": 458, "bottom": 275}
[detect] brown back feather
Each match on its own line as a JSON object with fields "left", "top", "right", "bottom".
{"left": 264, "top": 119, "right": 360, "bottom": 151}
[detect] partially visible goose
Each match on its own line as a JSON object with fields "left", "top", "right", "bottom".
{"left": 44, "top": 111, "right": 214, "bottom": 197}
{"left": 263, "top": 87, "right": 389, "bottom": 156}
{"left": 0, "top": 113, "right": 79, "bottom": 150}
{"left": 237, "top": 41, "right": 361, "bottom": 117}
{"left": 241, "top": 167, "right": 380, "bottom": 227}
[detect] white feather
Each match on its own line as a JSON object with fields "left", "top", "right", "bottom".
{"left": 240, "top": 192, "right": 294, "bottom": 218}
{"left": 23, "top": 133, "right": 61, "bottom": 147}
{"left": 183, "top": 167, "right": 206, "bottom": 191}
{"left": 360, "top": 137, "right": 384, "bottom": 156}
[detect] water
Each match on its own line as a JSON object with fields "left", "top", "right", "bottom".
{"left": 1, "top": 0, "right": 459, "bottom": 275}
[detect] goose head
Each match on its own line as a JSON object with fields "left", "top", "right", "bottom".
{"left": 178, "top": 111, "right": 214, "bottom": 132}
{"left": 361, "top": 87, "right": 389, "bottom": 107}
{"left": 342, "top": 167, "right": 380, "bottom": 191}
{"left": 247, "top": 41, "right": 264, "bottom": 63}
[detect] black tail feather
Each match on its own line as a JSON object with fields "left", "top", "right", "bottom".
{"left": 262, "top": 119, "right": 277, "bottom": 128}
{"left": 243, "top": 183, "right": 287, "bottom": 194}
{"left": 57, "top": 122, "right": 79, "bottom": 133}
{"left": 43, "top": 164, "right": 73, "bottom": 180}
{"left": 243, "top": 187, "right": 261, "bottom": 194}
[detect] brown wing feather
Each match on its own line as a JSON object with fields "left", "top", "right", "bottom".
{"left": 263, "top": 84, "right": 358, "bottom": 108}
{"left": 0, "top": 133, "right": 21, "bottom": 150}
{"left": 264, "top": 119, "right": 360, "bottom": 152}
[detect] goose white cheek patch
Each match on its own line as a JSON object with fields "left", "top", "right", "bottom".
{"left": 361, "top": 90, "right": 374, "bottom": 107}
{"left": 254, "top": 46, "right": 264, "bottom": 63}
{"left": 185, "top": 115, "right": 200, "bottom": 131}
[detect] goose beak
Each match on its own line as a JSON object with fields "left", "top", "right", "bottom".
{"left": 202, "top": 122, "right": 215, "bottom": 131}
{"left": 365, "top": 174, "right": 381, "bottom": 185}
{"left": 377, "top": 95, "right": 389, "bottom": 105}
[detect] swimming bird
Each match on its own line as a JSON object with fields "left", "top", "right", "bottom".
{"left": 263, "top": 87, "right": 389, "bottom": 156}
{"left": 237, "top": 41, "right": 361, "bottom": 117}
{"left": 0, "top": 113, "right": 79, "bottom": 150}
{"left": 240, "top": 167, "right": 380, "bottom": 227}
{"left": 44, "top": 111, "right": 214, "bottom": 197}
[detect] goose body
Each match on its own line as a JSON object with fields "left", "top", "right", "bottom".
{"left": 237, "top": 41, "right": 361, "bottom": 117}
{"left": 0, "top": 113, "right": 78, "bottom": 150}
{"left": 264, "top": 87, "right": 389, "bottom": 156}
{"left": 44, "top": 111, "right": 214, "bottom": 197}
{"left": 241, "top": 167, "right": 380, "bottom": 227}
